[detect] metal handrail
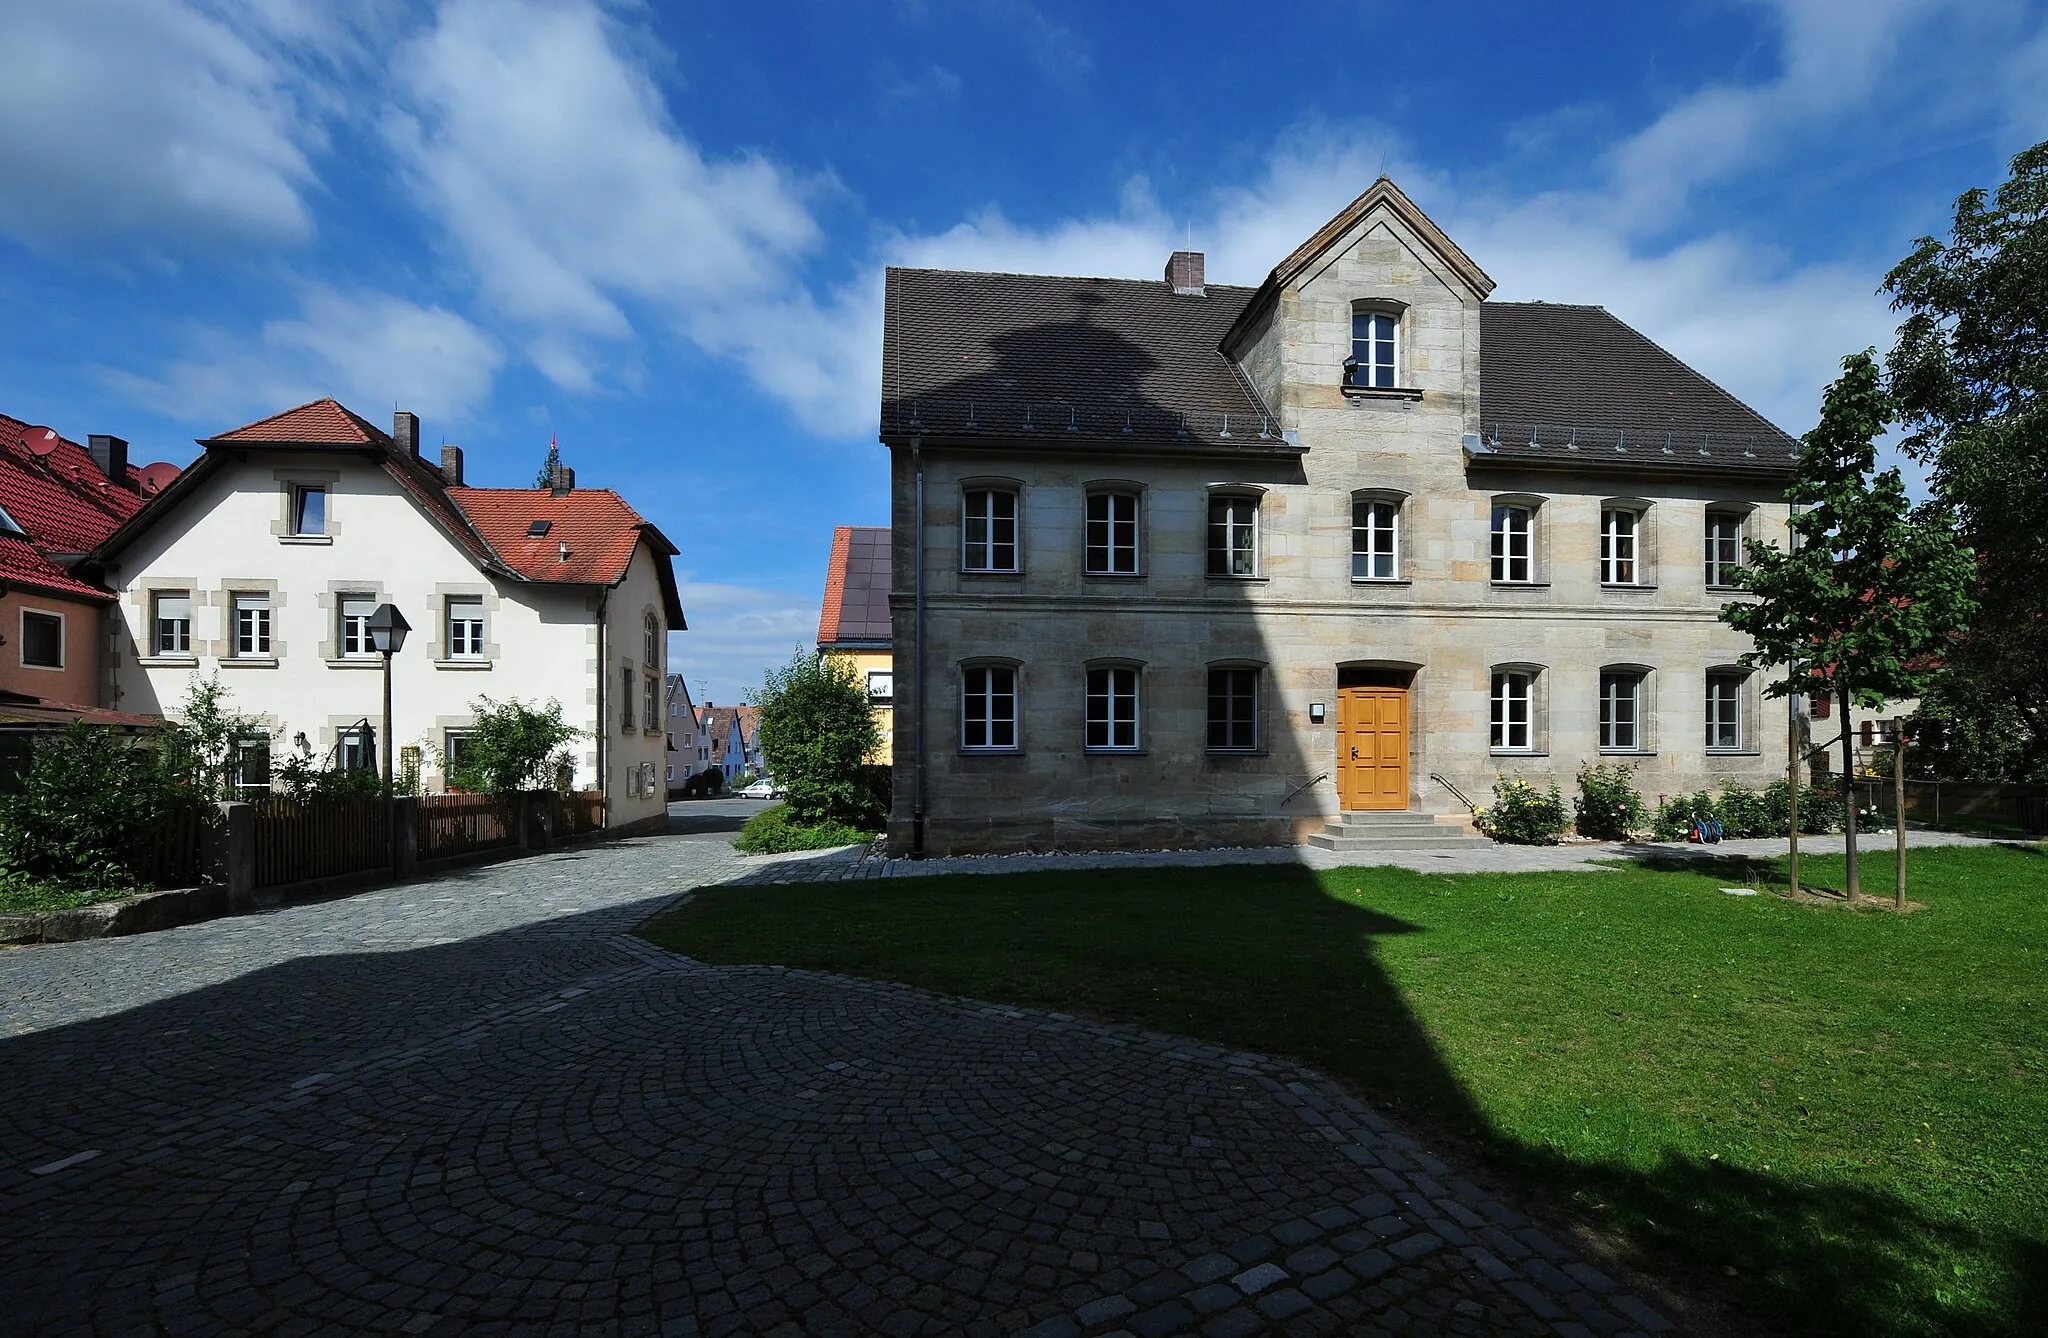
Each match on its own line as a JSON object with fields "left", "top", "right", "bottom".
{"left": 1283, "top": 772, "right": 1330, "bottom": 805}
{"left": 1429, "top": 773, "right": 1479, "bottom": 814}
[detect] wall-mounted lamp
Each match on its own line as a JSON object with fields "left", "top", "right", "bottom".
{"left": 1309, "top": 702, "right": 1326, "bottom": 724}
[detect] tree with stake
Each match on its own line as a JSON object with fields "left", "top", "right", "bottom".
{"left": 1721, "top": 351, "right": 1975, "bottom": 902}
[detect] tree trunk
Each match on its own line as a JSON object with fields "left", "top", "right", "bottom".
{"left": 1840, "top": 687, "right": 1860, "bottom": 898}
{"left": 1895, "top": 731, "right": 1908, "bottom": 911}
{"left": 1788, "top": 701, "right": 1801, "bottom": 897}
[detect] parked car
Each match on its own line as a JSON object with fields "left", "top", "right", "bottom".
{"left": 738, "top": 778, "right": 782, "bottom": 799}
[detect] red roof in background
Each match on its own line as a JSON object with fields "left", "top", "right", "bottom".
{"left": 0, "top": 411, "right": 177, "bottom": 601}
{"left": 817, "top": 525, "right": 891, "bottom": 648}
{"left": 206, "top": 398, "right": 384, "bottom": 445}
{"left": 452, "top": 487, "right": 653, "bottom": 585}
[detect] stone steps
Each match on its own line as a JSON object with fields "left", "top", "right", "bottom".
{"left": 1304, "top": 810, "right": 1495, "bottom": 853}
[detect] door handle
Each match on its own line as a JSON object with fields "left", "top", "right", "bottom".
{"left": 1349, "top": 747, "right": 1359, "bottom": 759}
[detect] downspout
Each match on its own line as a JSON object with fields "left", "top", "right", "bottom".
{"left": 912, "top": 438, "right": 927, "bottom": 859}
{"left": 595, "top": 588, "right": 609, "bottom": 821}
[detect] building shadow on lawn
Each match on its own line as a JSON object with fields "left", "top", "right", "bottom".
{"left": 651, "top": 860, "right": 2043, "bottom": 1338}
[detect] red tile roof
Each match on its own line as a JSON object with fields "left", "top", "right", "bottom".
{"left": 451, "top": 487, "right": 653, "bottom": 586}
{"left": 206, "top": 397, "right": 384, "bottom": 444}
{"left": 818, "top": 525, "right": 891, "bottom": 648}
{"left": 0, "top": 689, "right": 160, "bottom": 728}
{"left": 0, "top": 412, "right": 175, "bottom": 601}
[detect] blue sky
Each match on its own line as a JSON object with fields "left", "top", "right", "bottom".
{"left": 2, "top": 0, "right": 2044, "bottom": 703}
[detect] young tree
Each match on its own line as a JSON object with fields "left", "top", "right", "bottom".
{"left": 1884, "top": 140, "right": 2048, "bottom": 768}
{"left": 156, "top": 673, "right": 270, "bottom": 802}
{"left": 1721, "top": 351, "right": 1976, "bottom": 900}
{"left": 534, "top": 436, "right": 561, "bottom": 489}
{"left": 447, "top": 698, "right": 581, "bottom": 794}
{"left": 753, "top": 650, "right": 882, "bottom": 827}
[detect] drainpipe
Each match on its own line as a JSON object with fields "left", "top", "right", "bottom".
{"left": 912, "top": 438, "right": 927, "bottom": 859}
{"left": 595, "top": 588, "right": 609, "bottom": 820}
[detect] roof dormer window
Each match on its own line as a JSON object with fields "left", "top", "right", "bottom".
{"left": 1347, "top": 310, "right": 1398, "bottom": 389}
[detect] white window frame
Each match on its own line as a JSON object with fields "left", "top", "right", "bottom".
{"left": 1599, "top": 670, "right": 1646, "bottom": 752}
{"left": 1084, "top": 490, "right": 1140, "bottom": 575}
{"left": 643, "top": 674, "right": 659, "bottom": 734}
{"left": 961, "top": 663, "right": 1019, "bottom": 752}
{"left": 339, "top": 595, "right": 377, "bottom": 659}
{"left": 1706, "top": 671, "right": 1747, "bottom": 752}
{"left": 1491, "top": 505, "right": 1534, "bottom": 583}
{"left": 233, "top": 737, "right": 271, "bottom": 796}
{"left": 1207, "top": 493, "right": 1260, "bottom": 578}
{"left": 621, "top": 666, "right": 636, "bottom": 732}
{"left": 644, "top": 613, "right": 660, "bottom": 666}
{"left": 233, "top": 594, "right": 271, "bottom": 657}
{"left": 1600, "top": 507, "right": 1641, "bottom": 585}
{"left": 291, "top": 484, "right": 326, "bottom": 536}
{"left": 1490, "top": 670, "right": 1536, "bottom": 752}
{"left": 961, "top": 487, "right": 1019, "bottom": 572}
{"left": 1351, "top": 497, "right": 1400, "bottom": 581}
{"left": 153, "top": 591, "right": 192, "bottom": 656}
{"left": 1704, "top": 511, "right": 1744, "bottom": 588}
{"left": 1206, "top": 666, "right": 1259, "bottom": 752}
{"left": 19, "top": 608, "right": 63, "bottom": 669}
{"left": 338, "top": 725, "right": 376, "bottom": 772}
{"left": 446, "top": 597, "right": 486, "bottom": 659}
{"left": 1349, "top": 309, "right": 1399, "bottom": 389}
{"left": 1084, "top": 665, "right": 1140, "bottom": 751}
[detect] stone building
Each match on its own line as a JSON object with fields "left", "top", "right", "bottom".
{"left": 879, "top": 179, "right": 1801, "bottom": 856}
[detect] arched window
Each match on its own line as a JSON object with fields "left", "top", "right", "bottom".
{"left": 1351, "top": 491, "right": 1405, "bottom": 581}
{"left": 1084, "top": 488, "right": 1141, "bottom": 574}
{"left": 643, "top": 613, "right": 660, "bottom": 667}
{"left": 1490, "top": 666, "right": 1541, "bottom": 752}
{"left": 1348, "top": 310, "right": 1398, "bottom": 388}
{"left": 961, "top": 663, "right": 1019, "bottom": 751}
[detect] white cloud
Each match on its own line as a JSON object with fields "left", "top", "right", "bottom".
{"left": 0, "top": 0, "right": 331, "bottom": 250}
{"left": 387, "top": 0, "right": 865, "bottom": 426}
{"left": 669, "top": 577, "right": 820, "bottom": 706}
{"left": 103, "top": 284, "right": 503, "bottom": 427}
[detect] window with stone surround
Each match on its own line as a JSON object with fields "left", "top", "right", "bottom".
{"left": 1084, "top": 489, "right": 1140, "bottom": 575}
{"left": 1600, "top": 507, "right": 1642, "bottom": 585}
{"left": 1085, "top": 665, "right": 1140, "bottom": 751}
{"left": 1706, "top": 669, "right": 1748, "bottom": 751}
{"left": 1705, "top": 511, "right": 1745, "bottom": 588}
{"left": 1491, "top": 504, "right": 1535, "bottom": 583}
{"left": 961, "top": 664, "right": 1018, "bottom": 751}
{"left": 1351, "top": 493, "right": 1402, "bottom": 580}
{"left": 1207, "top": 667, "right": 1258, "bottom": 752}
{"left": 1600, "top": 669, "right": 1648, "bottom": 751}
{"left": 962, "top": 487, "right": 1019, "bottom": 572}
{"left": 1490, "top": 668, "right": 1539, "bottom": 752}
{"left": 1347, "top": 310, "right": 1399, "bottom": 389}
{"left": 1207, "top": 494, "right": 1260, "bottom": 577}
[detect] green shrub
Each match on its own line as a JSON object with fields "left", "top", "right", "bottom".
{"left": 1574, "top": 763, "right": 1646, "bottom": 839}
{"left": 754, "top": 650, "right": 883, "bottom": 826}
{"left": 1716, "top": 782, "right": 1773, "bottom": 838}
{"left": 1477, "top": 777, "right": 1570, "bottom": 845}
{"left": 448, "top": 697, "right": 581, "bottom": 794}
{"left": 0, "top": 720, "right": 197, "bottom": 895}
{"left": 1650, "top": 782, "right": 1845, "bottom": 841}
{"left": 1800, "top": 783, "right": 1847, "bottom": 834}
{"left": 1652, "top": 791, "right": 1716, "bottom": 841}
{"left": 734, "top": 803, "right": 877, "bottom": 854}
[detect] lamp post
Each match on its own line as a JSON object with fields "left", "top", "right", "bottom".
{"left": 366, "top": 604, "right": 411, "bottom": 797}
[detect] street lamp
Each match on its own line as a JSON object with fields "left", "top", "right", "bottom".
{"left": 367, "top": 603, "right": 410, "bottom": 798}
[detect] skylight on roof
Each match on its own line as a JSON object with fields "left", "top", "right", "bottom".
{"left": 528, "top": 520, "right": 552, "bottom": 536}
{"left": 0, "top": 503, "right": 23, "bottom": 536}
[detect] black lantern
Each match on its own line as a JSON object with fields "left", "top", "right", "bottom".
{"left": 367, "top": 603, "right": 410, "bottom": 655}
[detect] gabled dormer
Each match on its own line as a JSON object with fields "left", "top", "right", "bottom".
{"left": 1221, "top": 177, "right": 1494, "bottom": 431}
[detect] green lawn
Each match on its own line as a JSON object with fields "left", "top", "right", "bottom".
{"left": 642, "top": 845, "right": 2048, "bottom": 1338}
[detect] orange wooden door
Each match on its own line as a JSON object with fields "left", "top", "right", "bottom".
{"left": 1337, "top": 687, "right": 1409, "bottom": 811}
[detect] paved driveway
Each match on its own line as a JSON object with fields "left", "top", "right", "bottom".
{"left": 0, "top": 827, "right": 1669, "bottom": 1337}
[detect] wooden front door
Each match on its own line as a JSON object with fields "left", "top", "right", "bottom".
{"left": 1337, "top": 687, "right": 1410, "bottom": 810}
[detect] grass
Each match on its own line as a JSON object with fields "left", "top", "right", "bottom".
{"left": 0, "top": 875, "right": 135, "bottom": 915}
{"left": 643, "top": 844, "right": 2048, "bottom": 1337}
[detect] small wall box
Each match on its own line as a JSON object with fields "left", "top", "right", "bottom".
{"left": 1309, "top": 703, "right": 1326, "bottom": 723}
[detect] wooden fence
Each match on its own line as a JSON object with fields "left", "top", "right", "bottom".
{"left": 1856, "top": 779, "right": 2048, "bottom": 833}
{"left": 251, "top": 797, "right": 391, "bottom": 888}
{"left": 550, "top": 790, "right": 605, "bottom": 838}
{"left": 416, "top": 793, "right": 519, "bottom": 862}
{"left": 129, "top": 804, "right": 213, "bottom": 889}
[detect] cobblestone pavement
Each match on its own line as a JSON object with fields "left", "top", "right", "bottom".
{"left": 0, "top": 824, "right": 1683, "bottom": 1336}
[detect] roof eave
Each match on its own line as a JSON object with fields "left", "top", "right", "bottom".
{"left": 1463, "top": 438, "right": 1797, "bottom": 482}
{"left": 880, "top": 430, "right": 1308, "bottom": 461}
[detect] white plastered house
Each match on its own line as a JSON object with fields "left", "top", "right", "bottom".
{"left": 83, "top": 399, "right": 685, "bottom": 833}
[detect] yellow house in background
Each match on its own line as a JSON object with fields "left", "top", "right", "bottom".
{"left": 817, "top": 525, "right": 893, "bottom": 760}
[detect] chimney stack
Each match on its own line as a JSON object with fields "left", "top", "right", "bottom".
{"left": 87, "top": 434, "right": 132, "bottom": 488}
{"left": 393, "top": 410, "right": 420, "bottom": 458}
{"left": 1165, "top": 250, "right": 1205, "bottom": 296}
{"left": 440, "top": 444, "right": 465, "bottom": 486}
{"left": 549, "top": 462, "right": 575, "bottom": 496}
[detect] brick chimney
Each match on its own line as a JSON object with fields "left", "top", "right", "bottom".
{"left": 440, "top": 444, "right": 465, "bottom": 486}
{"left": 1165, "top": 250, "right": 1205, "bottom": 296}
{"left": 393, "top": 410, "right": 420, "bottom": 458}
{"left": 549, "top": 462, "right": 575, "bottom": 496}
{"left": 86, "top": 434, "right": 132, "bottom": 489}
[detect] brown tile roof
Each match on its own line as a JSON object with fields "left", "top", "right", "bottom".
{"left": 1472, "top": 303, "right": 1800, "bottom": 473}
{"left": 881, "top": 268, "right": 1285, "bottom": 450}
{"left": 880, "top": 269, "right": 1798, "bottom": 477}
{"left": 453, "top": 488, "right": 650, "bottom": 586}
{"left": 817, "top": 525, "right": 891, "bottom": 648}
{"left": 205, "top": 397, "right": 385, "bottom": 445}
